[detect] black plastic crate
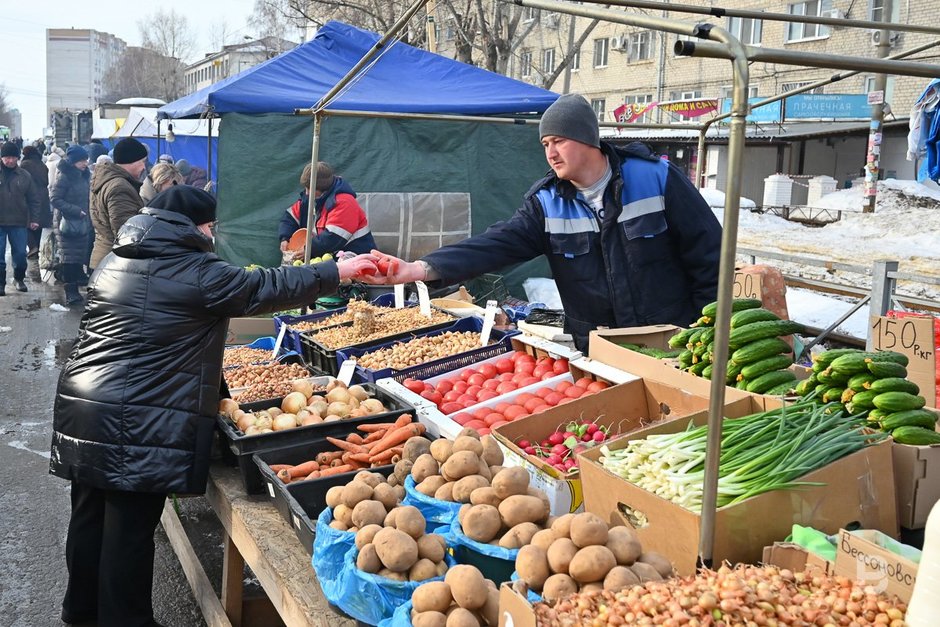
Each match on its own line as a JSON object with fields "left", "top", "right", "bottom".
{"left": 217, "top": 383, "right": 413, "bottom": 493}
{"left": 274, "top": 294, "right": 398, "bottom": 355}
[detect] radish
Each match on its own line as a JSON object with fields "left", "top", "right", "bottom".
{"left": 586, "top": 423, "right": 600, "bottom": 435}
{"left": 517, "top": 439, "right": 531, "bottom": 449}
{"left": 548, "top": 432, "right": 565, "bottom": 446}
{"left": 524, "top": 446, "right": 536, "bottom": 455}
{"left": 592, "top": 430, "right": 607, "bottom": 443}
{"left": 546, "top": 454, "right": 562, "bottom": 465}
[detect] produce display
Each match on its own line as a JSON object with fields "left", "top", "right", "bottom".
{"left": 351, "top": 502, "right": 450, "bottom": 581}
{"left": 324, "top": 470, "right": 410, "bottom": 536}
{"left": 305, "top": 300, "right": 454, "bottom": 349}
{"left": 219, "top": 379, "right": 391, "bottom": 435}
{"left": 354, "top": 331, "right": 491, "bottom": 371}
{"left": 795, "top": 347, "right": 940, "bottom": 444}
{"left": 513, "top": 419, "right": 612, "bottom": 475}
{"left": 599, "top": 398, "right": 885, "bottom": 512}
{"left": 223, "top": 346, "right": 275, "bottom": 368}
{"left": 224, "top": 362, "right": 313, "bottom": 400}
{"left": 533, "top": 563, "right": 909, "bottom": 626}
{"left": 407, "top": 433, "right": 506, "bottom": 503}
{"left": 514, "top": 511, "right": 674, "bottom": 601}
{"left": 409, "top": 565, "right": 500, "bottom": 626}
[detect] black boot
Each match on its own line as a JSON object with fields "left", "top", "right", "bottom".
{"left": 65, "top": 283, "right": 84, "bottom": 306}
{"left": 14, "top": 278, "right": 27, "bottom": 293}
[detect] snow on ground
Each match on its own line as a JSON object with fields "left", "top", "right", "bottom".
{"left": 786, "top": 287, "right": 871, "bottom": 339}
{"left": 699, "top": 187, "right": 757, "bottom": 209}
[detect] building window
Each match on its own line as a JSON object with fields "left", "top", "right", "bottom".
{"left": 591, "top": 98, "right": 606, "bottom": 121}
{"left": 869, "top": 0, "right": 899, "bottom": 21}
{"left": 782, "top": 81, "right": 824, "bottom": 94}
{"left": 624, "top": 94, "right": 653, "bottom": 123}
{"left": 728, "top": 17, "right": 763, "bottom": 45}
{"left": 786, "top": 1, "right": 832, "bottom": 41}
{"left": 542, "top": 48, "right": 555, "bottom": 74}
{"left": 593, "top": 38, "right": 609, "bottom": 68}
{"left": 629, "top": 31, "right": 651, "bottom": 61}
{"left": 520, "top": 50, "right": 532, "bottom": 78}
{"left": 571, "top": 49, "right": 580, "bottom": 71}
{"left": 523, "top": 6, "right": 538, "bottom": 21}
{"left": 719, "top": 85, "right": 759, "bottom": 99}
{"left": 670, "top": 90, "right": 702, "bottom": 100}
{"left": 445, "top": 22, "right": 455, "bottom": 41}
{"left": 865, "top": 76, "right": 896, "bottom": 101}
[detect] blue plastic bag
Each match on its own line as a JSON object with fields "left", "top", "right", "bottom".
{"left": 377, "top": 601, "right": 413, "bottom": 627}
{"left": 510, "top": 571, "right": 544, "bottom": 603}
{"left": 403, "top": 475, "right": 463, "bottom": 534}
{"left": 312, "top": 508, "right": 356, "bottom": 593}
{"left": 450, "top": 520, "right": 519, "bottom": 584}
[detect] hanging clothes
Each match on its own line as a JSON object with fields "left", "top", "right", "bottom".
{"left": 907, "top": 79, "right": 940, "bottom": 182}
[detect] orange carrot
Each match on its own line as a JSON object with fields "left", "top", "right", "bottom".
{"left": 357, "top": 423, "right": 398, "bottom": 433}
{"left": 304, "top": 470, "right": 321, "bottom": 481}
{"left": 316, "top": 451, "right": 343, "bottom": 466}
{"left": 270, "top": 464, "right": 291, "bottom": 472}
{"left": 363, "top": 430, "right": 387, "bottom": 444}
{"left": 318, "top": 464, "right": 354, "bottom": 477}
{"left": 326, "top": 436, "right": 368, "bottom": 454}
{"left": 330, "top": 458, "right": 344, "bottom": 468}
{"left": 368, "top": 423, "right": 425, "bottom": 455}
{"left": 276, "top": 469, "right": 292, "bottom": 484}
{"left": 369, "top": 446, "right": 403, "bottom": 464}
{"left": 288, "top": 460, "right": 320, "bottom": 479}
{"left": 347, "top": 433, "right": 364, "bottom": 445}
{"left": 393, "top": 413, "right": 414, "bottom": 428}
{"left": 349, "top": 452, "right": 372, "bottom": 464}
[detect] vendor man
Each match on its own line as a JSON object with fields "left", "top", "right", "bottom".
{"left": 364, "top": 94, "right": 722, "bottom": 351}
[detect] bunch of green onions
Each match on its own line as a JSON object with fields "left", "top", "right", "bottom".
{"left": 599, "top": 400, "right": 884, "bottom": 513}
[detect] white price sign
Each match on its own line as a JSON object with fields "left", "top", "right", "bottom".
{"left": 272, "top": 323, "right": 288, "bottom": 359}
{"left": 415, "top": 281, "right": 431, "bottom": 318}
{"left": 394, "top": 283, "right": 405, "bottom": 309}
{"left": 480, "top": 300, "right": 499, "bottom": 346}
{"left": 337, "top": 358, "right": 357, "bottom": 386}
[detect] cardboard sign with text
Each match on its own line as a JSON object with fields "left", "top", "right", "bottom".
{"left": 834, "top": 529, "right": 919, "bottom": 602}
{"left": 870, "top": 315, "right": 938, "bottom": 407}
{"left": 733, "top": 271, "right": 763, "bottom": 300}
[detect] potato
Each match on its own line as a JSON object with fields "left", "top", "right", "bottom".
{"left": 541, "top": 573, "right": 578, "bottom": 602}
{"left": 410, "top": 558, "right": 439, "bottom": 582}
{"left": 352, "top": 500, "right": 387, "bottom": 528}
{"left": 394, "top": 458, "right": 414, "bottom": 484}
{"left": 434, "top": 482, "right": 456, "bottom": 502}
{"left": 404, "top": 436, "right": 433, "bottom": 462}
{"left": 412, "top": 454, "right": 441, "bottom": 484}
{"left": 387, "top": 473, "right": 400, "bottom": 487}
{"left": 516, "top": 545, "right": 550, "bottom": 591}
{"left": 604, "top": 565, "right": 641, "bottom": 591}
{"left": 325, "top": 486, "right": 345, "bottom": 509}
{"left": 488, "top": 465, "right": 504, "bottom": 477}
{"left": 435, "top": 560, "right": 449, "bottom": 576}
{"left": 630, "top": 561, "right": 663, "bottom": 583}
{"left": 373, "top": 527, "right": 419, "bottom": 572}
{"left": 413, "top": 611, "right": 447, "bottom": 627}
{"left": 568, "top": 545, "right": 616, "bottom": 584}
{"left": 445, "top": 607, "right": 480, "bottom": 627}
{"left": 393, "top": 484, "right": 406, "bottom": 501}
{"left": 546, "top": 538, "right": 578, "bottom": 574}
{"left": 569, "top": 512, "right": 608, "bottom": 548}
{"left": 417, "top": 475, "right": 448, "bottom": 497}
{"left": 462, "top": 504, "right": 501, "bottom": 543}
{"left": 441, "top": 451, "right": 482, "bottom": 481}
{"left": 453, "top": 475, "right": 490, "bottom": 503}
{"left": 355, "top": 524, "right": 383, "bottom": 550}
{"left": 498, "top": 494, "right": 548, "bottom": 527}
{"left": 638, "top": 552, "right": 674, "bottom": 578}
{"left": 413, "top": 580, "right": 453, "bottom": 613}
{"left": 480, "top": 585, "right": 499, "bottom": 626}
{"left": 372, "top": 482, "right": 399, "bottom": 511}
{"left": 430, "top": 439, "right": 454, "bottom": 463}
{"left": 395, "top": 505, "right": 427, "bottom": 539}
{"left": 329, "top": 520, "right": 348, "bottom": 531}
{"left": 531, "top": 528, "right": 559, "bottom": 552}
{"left": 452, "top": 436, "right": 483, "bottom": 457}
{"left": 457, "top": 503, "right": 471, "bottom": 527}
{"left": 476, "top": 458, "right": 492, "bottom": 481}
{"left": 491, "top": 466, "right": 529, "bottom": 499}
{"left": 334, "top": 504, "right": 353, "bottom": 527}
{"left": 480, "top": 435, "right": 504, "bottom": 466}
{"left": 581, "top": 582, "right": 603, "bottom": 594}
{"left": 606, "top": 526, "right": 642, "bottom": 566}
{"left": 355, "top": 471, "right": 384, "bottom": 488}
{"left": 417, "top": 534, "right": 445, "bottom": 563}
{"left": 550, "top": 513, "right": 574, "bottom": 538}
{"left": 499, "top": 522, "right": 540, "bottom": 549}
{"left": 357, "top": 543, "right": 381, "bottom": 573}
{"left": 342, "top": 480, "right": 373, "bottom": 508}
{"left": 469, "top": 487, "right": 502, "bottom": 508}
{"left": 378, "top": 568, "right": 408, "bottom": 582}
{"left": 384, "top": 508, "right": 398, "bottom": 528}
{"left": 456, "top": 427, "right": 480, "bottom": 440}
{"left": 445, "top": 564, "right": 487, "bottom": 610}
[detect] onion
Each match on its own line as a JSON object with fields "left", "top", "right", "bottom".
{"left": 348, "top": 385, "right": 369, "bottom": 402}
{"left": 300, "top": 414, "right": 323, "bottom": 426}
{"left": 326, "top": 379, "right": 347, "bottom": 393}
{"left": 231, "top": 409, "right": 246, "bottom": 424}
{"left": 272, "top": 413, "right": 297, "bottom": 431}
{"left": 236, "top": 414, "right": 254, "bottom": 432}
{"left": 360, "top": 399, "right": 385, "bottom": 415}
{"left": 281, "top": 391, "right": 307, "bottom": 414}
{"left": 219, "top": 398, "right": 240, "bottom": 418}
{"left": 296, "top": 410, "right": 311, "bottom": 425}
{"left": 310, "top": 395, "right": 326, "bottom": 404}
{"left": 326, "top": 388, "right": 351, "bottom": 404}
{"left": 308, "top": 400, "right": 329, "bottom": 417}
{"left": 244, "top": 425, "right": 261, "bottom": 436}
{"left": 323, "top": 414, "right": 343, "bottom": 422}
{"left": 291, "top": 378, "right": 314, "bottom": 398}
{"left": 327, "top": 402, "right": 350, "bottom": 418}
{"left": 267, "top": 407, "right": 282, "bottom": 418}
{"left": 254, "top": 413, "right": 273, "bottom": 430}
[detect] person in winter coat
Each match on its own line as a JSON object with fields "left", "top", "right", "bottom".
{"left": 19, "top": 145, "right": 52, "bottom": 257}
{"left": 89, "top": 137, "right": 146, "bottom": 269}
{"left": 51, "top": 146, "right": 92, "bottom": 306}
{"left": 50, "top": 185, "right": 378, "bottom": 627}
{"left": 46, "top": 146, "right": 65, "bottom": 192}
{"left": 278, "top": 161, "right": 377, "bottom": 259}
{"left": 0, "top": 142, "right": 40, "bottom": 294}
{"left": 362, "top": 94, "right": 722, "bottom": 351}
{"left": 174, "top": 159, "right": 208, "bottom": 190}
{"left": 139, "top": 162, "right": 183, "bottom": 204}
{"left": 85, "top": 140, "right": 109, "bottom": 164}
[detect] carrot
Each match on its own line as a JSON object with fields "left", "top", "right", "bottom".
{"left": 287, "top": 459, "right": 320, "bottom": 479}
{"left": 330, "top": 458, "right": 344, "bottom": 468}
{"left": 318, "top": 464, "right": 354, "bottom": 477}
{"left": 304, "top": 470, "right": 321, "bottom": 481}
{"left": 369, "top": 446, "right": 403, "bottom": 464}
{"left": 349, "top": 452, "right": 372, "bottom": 464}
{"left": 316, "top": 451, "right": 344, "bottom": 466}
{"left": 326, "top": 436, "right": 368, "bottom": 454}
{"left": 276, "top": 469, "right": 292, "bottom": 484}
{"left": 270, "top": 464, "right": 291, "bottom": 472}
{"left": 363, "top": 430, "right": 387, "bottom": 444}
{"left": 347, "top": 433, "right": 364, "bottom": 445}
{"left": 368, "top": 423, "right": 425, "bottom": 455}
{"left": 357, "top": 423, "right": 398, "bottom": 433}
{"left": 393, "top": 413, "right": 414, "bottom": 428}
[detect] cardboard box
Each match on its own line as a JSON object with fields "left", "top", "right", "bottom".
{"left": 579, "top": 414, "right": 898, "bottom": 575}
{"left": 498, "top": 583, "right": 536, "bottom": 627}
{"left": 834, "top": 529, "right": 919, "bottom": 602}
{"left": 892, "top": 421, "right": 940, "bottom": 529}
{"left": 762, "top": 542, "right": 833, "bottom": 575}
{"left": 226, "top": 317, "right": 275, "bottom": 345}
{"left": 492, "top": 378, "right": 747, "bottom": 516}
{"left": 871, "top": 313, "right": 939, "bottom": 408}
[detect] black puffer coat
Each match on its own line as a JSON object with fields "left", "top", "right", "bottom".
{"left": 51, "top": 159, "right": 91, "bottom": 265}
{"left": 19, "top": 156, "right": 52, "bottom": 228}
{"left": 50, "top": 208, "right": 340, "bottom": 494}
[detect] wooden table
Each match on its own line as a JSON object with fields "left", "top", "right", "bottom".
{"left": 161, "top": 464, "right": 357, "bottom": 627}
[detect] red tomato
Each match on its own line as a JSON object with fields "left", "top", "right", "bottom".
{"left": 509, "top": 351, "right": 529, "bottom": 362}
{"left": 464, "top": 419, "right": 487, "bottom": 431}
{"left": 403, "top": 378, "right": 425, "bottom": 394}
{"left": 465, "top": 385, "right": 483, "bottom": 399}
{"left": 537, "top": 356, "right": 556, "bottom": 369}
{"left": 452, "top": 412, "right": 473, "bottom": 425}
{"left": 515, "top": 393, "right": 536, "bottom": 406}
{"left": 478, "top": 363, "right": 498, "bottom": 379}
{"left": 544, "top": 392, "right": 564, "bottom": 406}
{"left": 564, "top": 386, "right": 585, "bottom": 399}
{"left": 484, "top": 412, "right": 504, "bottom": 427}
{"left": 467, "top": 373, "right": 486, "bottom": 387}
{"left": 515, "top": 362, "right": 536, "bottom": 376}
{"left": 532, "top": 404, "right": 551, "bottom": 414}
{"left": 490, "top": 420, "right": 509, "bottom": 429}
{"left": 558, "top": 397, "right": 576, "bottom": 404}
{"left": 498, "top": 372, "right": 515, "bottom": 382}
{"left": 575, "top": 377, "right": 593, "bottom": 389}
{"left": 518, "top": 376, "right": 540, "bottom": 387}
{"left": 456, "top": 394, "right": 476, "bottom": 405}
{"left": 435, "top": 380, "right": 454, "bottom": 395}
{"left": 504, "top": 405, "right": 527, "bottom": 421}
{"left": 495, "top": 402, "right": 512, "bottom": 413}
{"left": 524, "top": 397, "right": 544, "bottom": 413}
{"left": 442, "top": 390, "right": 462, "bottom": 404}
{"left": 441, "top": 402, "right": 464, "bottom": 415}
{"left": 460, "top": 369, "right": 475, "bottom": 382}
{"left": 420, "top": 390, "right": 443, "bottom": 405}
{"left": 495, "top": 359, "right": 514, "bottom": 374}
{"left": 552, "top": 359, "right": 569, "bottom": 374}
{"left": 555, "top": 380, "right": 574, "bottom": 393}
{"left": 477, "top": 427, "right": 491, "bottom": 436}
{"left": 462, "top": 399, "right": 478, "bottom": 409}
{"left": 453, "top": 381, "right": 469, "bottom": 394}
{"left": 535, "top": 387, "right": 553, "bottom": 399}
{"left": 540, "top": 371, "right": 556, "bottom": 381}
{"left": 587, "top": 380, "right": 610, "bottom": 393}
{"left": 477, "top": 389, "right": 499, "bottom": 402}
{"left": 482, "top": 379, "right": 501, "bottom": 391}
{"left": 532, "top": 366, "right": 551, "bottom": 379}
{"left": 474, "top": 408, "right": 492, "bottom": 420}
{"left": 495, "top": 382, "right": 518, "bottom": 395}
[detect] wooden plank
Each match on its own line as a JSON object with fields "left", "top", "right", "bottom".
{"left": 160, "top": 501, "right": 233, "bottom": 627}
{"left": 221, "top": 534, "right": 244, "bottom": 627}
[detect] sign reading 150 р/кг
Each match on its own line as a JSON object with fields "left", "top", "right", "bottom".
{"left": 733, "top": 272, "right": 763, "bottom": 300}
{"left": 870, "top": 316, "right": 935, "bottom": 363}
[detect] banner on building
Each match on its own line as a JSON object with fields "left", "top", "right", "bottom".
{"left": 719, "top": 97, "right": 783, "bottom": 123}
{"left": 658, "top": 99, "right": 718, "bottom": 118}
{"left": 613, "top": 102, "right": 658, "bottom": 123}
{"left": 784, "top": 94, "right": 871, "bottom": 119}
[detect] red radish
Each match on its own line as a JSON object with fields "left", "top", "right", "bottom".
{"left": 517, "top": 439, "right": 531, "bottom": 449}
{"left": 551, "top": 443, "right": 568, "bottom": 457}
{"left": 553, "top": 463, "right": 567, "bottom": 472}
{"left": 548, "top": 432, "right": 564, "bottom": 446}
{"left": 564, "top": 458, "right": 577, "bottom": 469}
{"left": 523, "top": 446, "right": 536, "bottom": 455}
{"left": 586, "top": 423, "right": 599, "bottom": 435}
{"left": 592, "top": 431, "right": 607, "bottom": 443}
{"left": 581, "top": 432, "right": 593, "bottom": 442}
{"left": 546, "top": 454, "right": 562, "bottom": 465}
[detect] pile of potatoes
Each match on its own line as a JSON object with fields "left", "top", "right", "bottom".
{"left": 515, "top": 511, "right": 674, "bottom": 603}
{"left": 408, "top": 432, "right": 505, "bottom": 502}
{"left": 354, "top": 505, "right": 450, "bottom": 582}
{"left": 409, "top": 565, "right": 500, "bottom": 627}
{"left": 324, "top": 471, "right": 404, "bottom": 533}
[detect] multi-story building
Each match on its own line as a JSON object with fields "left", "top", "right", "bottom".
{"left": 8, "top": 109, "right": 22, "bottom": 139}
{"left": 184, "top": 37, "right": 298, "bottom": 94}
{"left": 46, "top": 29, "right": 126, "bottom": 121}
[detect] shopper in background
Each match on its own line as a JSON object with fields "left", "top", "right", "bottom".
{"left": 46, "top": 146, "right": 66, "bottom": 193}
{"left": 140, "top": 162, "right": 184, "bottom": 205}
{"left": 50, "top": 186, "right": 377, "bottom": 627}
{"left": 89, "top": 137, "right": 146, "bottom": 270}
{"left": 0, "top": 142, "right": 40, "bottom": 294}
{"left": 19, "top": 145, "right": 52, "bottom": 258}
{"left": 51, "top": 146, "right": 92, "bottom": 306}
{"left": 85, "top": 139, "right": 109, "bottom": 164}
{"left": 175, "top": 159, "right": 208, "bottom": 190}
{"left": 362, "top": 94, "right": 722, "bottom": 351}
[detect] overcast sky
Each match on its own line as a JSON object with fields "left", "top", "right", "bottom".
{"left": 5, "top": 0, "right": 262, "bottom": 138}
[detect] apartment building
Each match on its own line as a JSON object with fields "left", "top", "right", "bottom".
{"left": 46, "top": 28, "right": 127, "bottom": 121}
{"left": 184, "top": 37, "right": 297, "bottom": 94}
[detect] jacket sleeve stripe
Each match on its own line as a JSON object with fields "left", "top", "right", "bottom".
{"left": 544, "top": 216, "right": 599, "bottom": 234}
{"left": 325, "top": 224, "right": 353, "bottom": 240}
{"left": 618, "top": 195, "right": 665, "bottom": 222}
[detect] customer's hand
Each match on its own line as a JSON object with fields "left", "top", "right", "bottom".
{"left": 356, "top": 250, "right": 426, "bottom": 285}
{"left": 279, "top": 240, "right": 289, "bottom": 252}
{"left": 29, "top": 222, "right": 39, "bottom": 230}
{"left": 336, "top": 255, "right": 380, "bottom": 281}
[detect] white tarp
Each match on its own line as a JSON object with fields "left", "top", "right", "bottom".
{"left": 110, "top": 107, "right": 215, "bottom": 138}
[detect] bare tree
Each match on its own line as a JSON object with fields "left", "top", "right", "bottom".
{"left": 209, "top": 20, "right": 235, "bottom": 51}
{"left": 102, "top": 47, "right": 187, "bottom": 103}
{"left": 250, "top": 0, "right": 304, "bottom": 43}
{"left": 139, "top": 8, "right": 196, "bottom": 61}
{"left": 540, "top": 18, "right": 603, "bottom": 90}
{"left": 0, "top": 85, "right": 12, "bottom": 129}
{"left": 255, "top": 0, "right": 427, "bottom": 47}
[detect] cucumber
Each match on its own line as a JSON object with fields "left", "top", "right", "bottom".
{"left": 794, "top": 378, "right": 816, "bottom": 397}
{"left": 869, "top": 377, "right": 920, "bottom": 395}
{"left": 692, "top": 343, "right": 709, "bottom": 360}
{"left": 880, "top": 409, "right": 940, "bottom": 431}
{"left": 736, "top": 378, "right": 750, "bottom": 390}
{"left": 686, "top": 329, "right": 705, "bottom": 349}
{"left": 691, "top": 315, "right": 713, "bottom": 327}
{"left": 740, "top": 354, "right": 794, "bottom": 380}
{"left": 840, "top": 388, "right": 856, "bottom": 404}
{"left": 726, "top": 361, "right": 743, "bottom": 384}
{"left": 660, "top": 348, "right": 684, "bottom": 359}
{"left": 702, "top": 364, "right": 714, "bottom": 379}
{"left": 678, "top": 350, "right": 694, "bottom": 368}
{"left": 830, "top": 353, "right": 874, "bottom": 376}
{"left": 872, "top": 391, "right": 926, "bottom": 413}
{"left": 668, "top": 328, "right": 697, "bottom": 349}
{"left": 816, "top": 368, "right": 837, "bottom": 385}
{"left": 848, "top": 389, "right": 879, "bottom": 410}
{"left": 867, "top": 361, "right": 908, "bottom": 379}
{"left": 730, "top": 308, "right": 780, "bottom": 328}
{"left": 765, "top": 380, "right": 797, "bottom": 396}
{"left": 698, "top": 328, "right": 716, "bottom": 346}
{"left": 812, "top": 348, "right": 861, "bottom": 369}
{"left": 847, "top": 373, "right": 878, "bottom": 392}
{"left": 701, "top": 298, "right": 762, "bottom": 318}
{"left": 823, "top": 386, "right": 846, "bottom": 403}
{"left": 867, "top": 408, "right": 890, "bottom": 423}
{"left": 731, "top": 337, "right": 792, "bottom": 365}
{"left": 688, "top": 361, "right": 709, "bottom": 376}
{"left": 814, "top": 383, "right": 829, "bottom": 395}
{"left": 746, "top": 369, "right": 797, "bottom": 394}
{"left": 891, "top": 426, "right": 940, "bottom": 446}
{"left": 728, "top": 320, "right": 804, "bottom": 349}
{"left": 635, "top": 347, "right": 662, "bottom": 357}
{"left": 869, "top": 350, "right": 910, "bottom": 367}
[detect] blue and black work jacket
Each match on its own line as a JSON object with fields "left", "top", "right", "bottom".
{"left": 422, "top": 142, "right": 722, "bottom": 351}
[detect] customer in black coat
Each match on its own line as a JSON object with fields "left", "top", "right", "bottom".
{"left": 51, "top": 146, "right": 92, "bottom": 305}
{"left": 49, "top": 186, "right": 377, "bottom": 627}
{"left": 19, "top": 145, "right": 51, "bottom": 255}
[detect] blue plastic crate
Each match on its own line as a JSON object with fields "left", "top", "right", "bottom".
{"left": 222, "top": 336, "right": 300, "bottom": 365}
{"left": 274, "top": 293, "right": 397, "bottom": 354}
{"left": 337, "top": 316, "right": 519, "bottom": 383}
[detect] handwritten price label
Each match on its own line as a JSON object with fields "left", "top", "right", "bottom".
{"left": 733, "top": 272, "right": 763, "bottom": 300}
{"left": 870, "top": 316, "right": 935, "bottom": 363}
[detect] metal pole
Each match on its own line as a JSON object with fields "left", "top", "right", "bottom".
{"left": 206, "top": 117, "right": 213, "bottom": 188}
{"left": 868, "top": 260, "right": 900, "bottom": 341}
{"left": 303, "top": 113, "right": 322, "bottom": 265}
{"left": 864, "top": 0, "right": 893, "bottom": 214}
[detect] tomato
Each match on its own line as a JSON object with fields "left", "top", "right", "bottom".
{"left": 575, "top": 377, "right": 593, "bottom": 389}
{"left": 441, "top": 402, "right": 463, "bottom": 415}
{"left": 493, "top": 402, "right": 511, "bottom": 414}
{"left": 435, "top": 380, "right": 454, "bottom": 395}
{"left": 555, "top": 380, "right": 573, "bottom": 393}
{"left": 495, "top": 381, "right": 517, "bottom": 395}
{"left": 490, "top": 420, "right": 509, "bottom": 429}
{"left": 460, "top": 369, "right": 475, "bottom": 382}
{"left": 498, "top": 372, "right": 515, "bottom": 382}
{"left": 452, "top": 412, "right": 473, "bottom": 425}
{"left": 518, "top": 376, "right": 539, "bottom": 387}
{"left": 482, "top": 379, "right": 500, "bottom": 391}
{"left": 465, "top": 385, "right": 483, "bottom": 399}
{"left": 477, "top": 389, "right": 499, "bottom": 402}
{"left": 503, "top": 405, "right": 527, "bottom": 421}
{"left": 467, "top": 373, "right": 486, "bottom": 387}
{"left": 587, "top": 380, "right": 610, "bottom": 393}
{"left": 532, "top": 404, "right": 551, "bottom": 414}
{"left": 477, "top": 427, "right": 491, "bottom": 436}
{"left": 532, "top": 366, "right": 551, "bottom": 379}
{"left": 495, "top": 359, "right": 514, "bottom": 374}
{"left": 484, "top": 412, "right": 504, "bottom": 427}
{"left": 462, "top": 399, "right": 478, "bottom": 409}
{"left": 515, "top": 361, "right": 536, "bottom": 376}
{"left": 540, "top": 371, "right": 556, "bottom": 381}
{"left": 457, "top": 394, "right": 477, "bottom": 406}
{"left": 464, "top": 419, "right": 487, "bottom": 431}
{"left": 442, "top": 390, "right": 462, "bottom": 404}
{"left": 552, "top": 359, "right": 569, "bottom": 374}
{"left": 537, "top": 357, "right": 556, "bottom": 369}
{"left": 524, "top": 397, "right": 544, "bottom": 414}
{"left": 478, "top": 363, "right": 498, "bottom": 379}
{"left": 420, "top": 390, "right": 443, "bottom": 405}
{"left": 403, "top": 378, "right": 425, "bottom": 394}
{"left": 535, "top": 387, "right": 553, "bottom": 399}
{"left": 509, "top": 351, "right": 529, "bottom": 362}
{"left": 515, "top": 393, "right": 536, "bottom": 406}
{"left": 544, "top": 392, "right": 564, "bottom": 406}
{"left": 474, "top": 408, "right": 492, "bottom": 420}
{"left": 376, "top": 258, "right": 398, "bottom": 275}
{"left": 558, "top": 397, "right": 576, "bottom": 404}
{"left": 564, "top": 386, "right": 585, "bottom": 399}
{"left": 453, "top": 381, "right": 469, "bottom": 394}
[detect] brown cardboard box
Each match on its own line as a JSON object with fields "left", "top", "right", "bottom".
{"left": 871, "top": 314, "right": 939, "bottom": 408}
{"left": 892, "top": 420, "right": 940, "bottom": 529}
{"left": 762, "top": 542, "right": 834, "bottom": 575}
{"left": 498, "top": 583, "right": 536, "bottom": 627}
{"left": 225, "top": 317, "right": 275, "bottom": 345}
{"left": 833, "top": 529, "right": 919, "bottom": 602}
{"left": 579, "top": 414, "right": 898, "bottom": 575}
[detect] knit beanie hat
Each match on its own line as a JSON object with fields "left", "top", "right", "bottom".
{"left": 1, "top": 142, "right": 21, "bottom": 158}
{"left": 175, "top": 159, "right": 192, "bottom": 176}
{"left": 539, "top": 94, "right": 601, "bottom": 148}
{"left": 113, "top": 137, "right": 148, "bottom": 165}
{"left": 22, "top": 145, "right": 40, "bottom": 161}
{"left": 66, "top": 145, "right": 89, "bottom": 164}
{"left": 158, "top": 153, "right": 174, "bottom": 164}
{"left": 148, "top": 185, "right": 217, "bottom": 226}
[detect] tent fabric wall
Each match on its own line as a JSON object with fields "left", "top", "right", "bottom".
{"left": 140, "top": 136, "right": 219, "bottom": 181}
{"left": 214, "top": 113, "right": 551, "bottom": 295}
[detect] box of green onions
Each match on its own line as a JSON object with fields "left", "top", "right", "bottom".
{"left": 579, "top": 398, "right": 898, "bottom": 575}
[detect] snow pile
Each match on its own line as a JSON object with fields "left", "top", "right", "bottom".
{"left": 812, "top": 179, "right": 940, "bottom": 211}
{"left": 786, "top": 287, "right": 871, "bottom": 339}
{"left": 698, "top": 187, "right": 756, "bottom": 210}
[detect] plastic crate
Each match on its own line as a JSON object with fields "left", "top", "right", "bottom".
{"left": 274, "top": 293, "right": 397, "bottom": 354}
{"left": 337, "top": 317, "right": 520, "bottom": 384}
{"left": 222, "top": 336, "right": 300, "bottom": 368}
{"left": 224, "top": 355, "right": 324, "bottom": 399}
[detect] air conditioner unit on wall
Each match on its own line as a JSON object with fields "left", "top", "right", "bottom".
{"left": 610, "top": 35, "right": 629, "bottom": 52}
{"left": 545, "top": 14, "right": 560, "bottom": 29}
{"left": 870, "top": 30, "right": 901, "bottom": 46}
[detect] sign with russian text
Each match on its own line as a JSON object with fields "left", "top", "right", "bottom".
{"left": 613, "top": 102, "right": 658, "bottom": 123}
{"left": 659, "top": 99, "right": 718, "bottom": 118}
{"left": 719, "top": 97, "right": 783, "bottom": 123}
{"left": 784, "top": 94, "right": 870, "bottom": 119}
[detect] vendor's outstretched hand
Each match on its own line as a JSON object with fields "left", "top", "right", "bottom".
{"left": 357, "top": 250, "right": 425, "bottom": 285}
{"left": 336, "top": 254, "right": 380, "bottom": 281}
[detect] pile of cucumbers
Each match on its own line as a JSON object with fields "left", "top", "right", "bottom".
{"left": 666, "top": 298, "right": 805, "bottom": 395}
{"left": 794, "top": 348, "right": 940, "bottom": 445}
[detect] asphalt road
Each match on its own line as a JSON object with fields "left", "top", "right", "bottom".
{"left": 0, "top": 262, "right": 212, "bottom": 627}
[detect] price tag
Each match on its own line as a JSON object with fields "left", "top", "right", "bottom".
{"left": 272, "top": 323, "right": 288, "bottom": 360}
{"left": 337, "top": 358, "right": 357, "bottom": 386}
{"left": 732, "top": 272, "right": 763, "bottom": 300}
{"left": 415, "top": 281, "right": 431, "bottom": 317}
{"left": 870, "top": 316, "right": 936, "bottom": 405}
{"left": 394, "top": 283, "right": 405, "bottom": 309}
{"left": 267, "top": 482, "right": 275, "bottom": 498}
{"left": 480, "top": 300, "right": 499, "bottom": 347}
